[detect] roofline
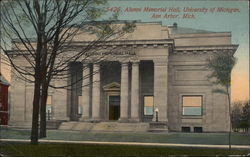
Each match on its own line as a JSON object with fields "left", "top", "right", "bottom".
{"left": 174, "top": 44, "right": 239, "bottom": 54}
{"left": 10, "top": 39, "right": 174, "bottom": 48}
{"left": 171, "top": 32, "right": 232, "bottom": 39}
{"left": 174, "top": 44, "right": 239, "bottom": 48}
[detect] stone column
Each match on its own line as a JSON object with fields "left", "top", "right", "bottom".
{"left": 92, "top": 63, "right": 101, "bottom": 120}
{"left": 153, "top": 60, "right": 168, "bottom": 122}
{"left": 130, "top": 61, "right": 140, "bottom": 122}
{"left": 80, "top": 64, "right": 90, "bottom": 120}
{"left": 119, "top": 62, "right": 129, "bottom": 122}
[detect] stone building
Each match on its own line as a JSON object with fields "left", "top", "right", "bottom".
{"left": 8, "top": 22, "right": 238, "bottom": 132}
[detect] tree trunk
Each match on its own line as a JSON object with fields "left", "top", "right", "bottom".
{"left": 30, "top": 79, "right": 41, "bottom": 144}
{"left": 30, "top": 0, "right": 43, "bottom": 144}
{"left": 227, "top": 88, "right": 232, "bottom": 150}
{"left": 39, "top": 83, "right": 48, "bottom": 138}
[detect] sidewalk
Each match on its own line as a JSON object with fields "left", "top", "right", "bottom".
{"left": 1, "top": 138, "right": 250, "bottom": 149}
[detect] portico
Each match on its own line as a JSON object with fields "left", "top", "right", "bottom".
{"left": 76, "top": 54, "right": 169, "bottom": 122}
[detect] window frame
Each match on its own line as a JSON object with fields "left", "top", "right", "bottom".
{"left": 182, "top": 95, "right": 203, "bottom": 116}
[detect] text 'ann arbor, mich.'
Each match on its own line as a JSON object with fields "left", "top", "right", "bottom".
{"left": 106, "top": 7, "right": 240, "bottom": 19}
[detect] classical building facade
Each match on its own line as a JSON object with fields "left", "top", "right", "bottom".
{"left": 8, "top": 22, "right": 238, "bottom": 132}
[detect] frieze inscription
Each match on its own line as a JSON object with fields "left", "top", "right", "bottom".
{"left": 87, "top": 50, "right": 136, "bottom": 56}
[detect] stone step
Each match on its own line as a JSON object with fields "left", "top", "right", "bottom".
{"left": 147, "top": 128, "right": 169, "bottom": 132}
{"left": 8, "top": 120, "right": 32, "bottom": 129}
{"left": 58, "top": 122, "right": 150, "bottom": 132}
{"left": 46, "top": 120, "right": 65, "bottom": 129}
{"left": 8, "top": 120, "right": 65, "bottom": 130}
{"left": 58, "top": 122, "right": 79, "bottom": 130}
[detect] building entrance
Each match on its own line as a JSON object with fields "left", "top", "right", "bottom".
{"left": 109, "top": 96, "right": 120, "bottom": 120}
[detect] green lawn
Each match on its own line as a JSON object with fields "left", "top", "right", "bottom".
{"left": 0, "top": 143, "right": 249, "bottom": 156}
{"left": 1, "top": 127, "right": 250, "bottom": 145}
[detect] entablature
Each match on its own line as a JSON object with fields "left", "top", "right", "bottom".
{"left": 66, "top": 39, "right": 173, "bottom": 49}
{"left": 172, "top": 44, "right": 238, "bottom": 55}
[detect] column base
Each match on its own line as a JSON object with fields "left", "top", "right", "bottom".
{"left": 152, "top": 117, "right": 169, "bottom": 123}
{"left": 118, "top": 118, "right": 129, "bottom": 123}
{"left": 90, "top": 118, "right": 101, "bottom": 123}
{"left": 152, "top": 115, "right": 157, "bottom": 122}
{"left": 79, "top": 117, "right": 91, "bottom": 122}
{"left": 129, "top": 118, "right": 140, "bottom": 122}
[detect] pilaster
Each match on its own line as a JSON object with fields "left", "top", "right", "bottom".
{"left": 153, "top": 59, "right": 168, "bottom": 122}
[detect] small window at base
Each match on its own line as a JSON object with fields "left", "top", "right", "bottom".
{"left": 181, "top": 126, "right": 191, "bottom": 132}
{"left": 194, "top": 127, "right": 203, "bottom": 133}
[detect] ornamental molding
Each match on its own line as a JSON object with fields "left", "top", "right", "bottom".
{"left": 173, "top": 44, "right": 238, "bottom": 54}
{"left": 103, "top": 82, "right": 120, "bottom": 91}
{"left": 67, "top": 39, "right": 173, "bottom": 48}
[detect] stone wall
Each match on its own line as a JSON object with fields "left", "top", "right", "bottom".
{"left": 168, "top": 53, "right": 229, "bottom": 132}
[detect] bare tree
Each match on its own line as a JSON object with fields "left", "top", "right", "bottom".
{"left": 240, "top": 101, "right": 250, "bottom": 133}
{"left": 207, "top": 52, "right": 236, "bottom": 150}
{"left": 231, "top": 102, "right": 242, "bottom": 132}
{"left": 1, "top": 0, "right": 135, "bottom": 144}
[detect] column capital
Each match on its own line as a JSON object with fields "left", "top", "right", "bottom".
{"left": 82, "top": 63, "right": 89, "bottom": 66}
{"left": 93, "top": 63, "right": 100, "bottom": 66}
{"left": 82, "top": 64, "right": 90, "bottom": 74}
{"left": 121, "top": 62, "right": 129, "bottom": 66}
{"left": 131, "top": 60, "right": 140, "bottom": 65}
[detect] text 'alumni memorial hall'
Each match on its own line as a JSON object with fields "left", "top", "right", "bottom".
{"left": 9, "top": 22, "right": 238, "bottom": 132}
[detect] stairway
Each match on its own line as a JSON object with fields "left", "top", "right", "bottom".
{"left": 58, "top": 122, "right": 150, "bottom": 132}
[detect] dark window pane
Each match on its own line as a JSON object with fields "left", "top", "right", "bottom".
{"left": 181, "top": 127, "right": 191, "bottom": 132}
{"left": 194, "top": 127, "right": 203, "bottom": 133}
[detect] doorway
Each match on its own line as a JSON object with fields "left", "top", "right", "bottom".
{"left": 109, "top": 96, "right": 120, "bottom": 120}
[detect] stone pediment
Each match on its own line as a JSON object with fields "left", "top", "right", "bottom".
{"left": 103, "top": 82, "right": 120, "bottom": 91}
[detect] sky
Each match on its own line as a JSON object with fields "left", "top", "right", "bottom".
{"left": 0, "top": 0, "right": 249, "bottom": 102}
{"left": 104, "top": 0, "right": 249, "bottom": 102}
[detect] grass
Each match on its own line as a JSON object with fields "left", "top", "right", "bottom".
{"left": 1, "top": 127, "right": 250, "bottom": 156}
{"left": 1, "top": 127, "right": 250, "bottom": 145}
{"left": 0, "top": 143, "right": 249, "bottom": 156}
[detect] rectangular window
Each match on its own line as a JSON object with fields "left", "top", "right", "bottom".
{"left": 194, "top": 127, "right": 203, "bottom": 133}
{"left": 181, "top": 127, "right": 191, "bottom": 132}
{"left": 46, "top": 96, "right": 52, "bottom": 120}
{"left": 144, "top": 96, "right": 154, "bottom": 115}
{"left": 182, "top": 96, "right": 202, "bottom": 116}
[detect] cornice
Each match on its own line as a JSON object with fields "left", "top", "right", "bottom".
{"left": 67, "top": 39, "right": 174, "bottom": 48}
{"left": 173, "top": 44, "right": 239, "bottom": 54}
{"left": 171, "top": 32, "right": 231, "bottom": 39}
